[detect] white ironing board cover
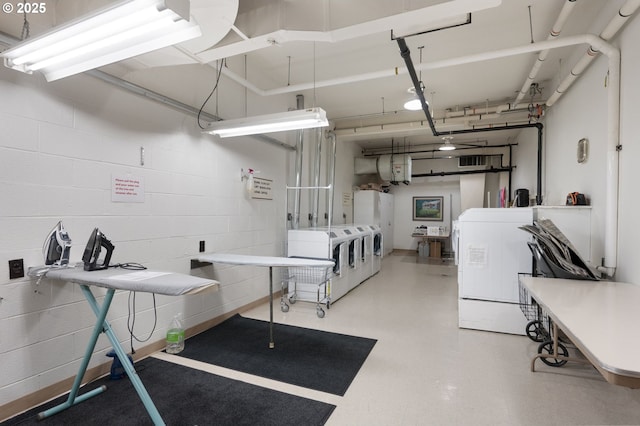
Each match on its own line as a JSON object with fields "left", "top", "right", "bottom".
{"left": 197, "top": 253, "right": 334, "bottom": 268}
{"left": 42, "top": 266, "right": 219, "bottom": 295}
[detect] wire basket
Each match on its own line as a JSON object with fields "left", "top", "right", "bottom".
{"left": 279, "top": 259, "right": 334, "bottom": 318}
{"left": 518, "top": 273, "right": 551, "bottom": 342}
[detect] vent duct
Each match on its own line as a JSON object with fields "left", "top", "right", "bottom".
{"left": 355, "top": 154, "right": 412, "bottom": 184}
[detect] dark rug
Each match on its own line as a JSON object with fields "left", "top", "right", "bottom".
{"left": 4, "top": 357, "right": 335, "bottom": 426}
{"left": 177, "top": 314, "right": 377, "bottom": 396}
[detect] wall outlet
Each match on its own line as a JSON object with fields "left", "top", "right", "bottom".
{"left": 199, "top": 241, "right": 205, "bottom": 253}
{"left": 9, "top": 259, "right": 24, "bottom": 279}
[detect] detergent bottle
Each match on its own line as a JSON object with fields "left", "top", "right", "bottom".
{"left": 166, "top": 313, "right": 185, "bottom": 354}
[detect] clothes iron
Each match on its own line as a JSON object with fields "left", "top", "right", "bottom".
{"left": 43, "top": 221, "right": 72, "bottom": 267}
{"left": 82, "top": 228, "right": 115, "bottom": 271}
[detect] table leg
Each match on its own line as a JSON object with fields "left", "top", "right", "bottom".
{"left": 269, "top": 266, "right": 275, "bottom": 348}
{"left": 39, "top": 286, "right": 165, "bottom": 425}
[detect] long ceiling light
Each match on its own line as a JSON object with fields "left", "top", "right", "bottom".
{"left": 1, "top": 0, "right": 201, "bottom": 82}
{"left": 203, "top": 108, "right": 329, "bottom": 138}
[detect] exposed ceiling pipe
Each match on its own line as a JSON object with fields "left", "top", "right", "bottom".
{"left": 546, "top": 0, "right": 640, "bottom": 107}
{"left": 512, "top": 0, "right": 577, "bottom": 107}
{"left": 222, "top": 34, "right": 618, "bottom": 99}
{"left": 544, "top": 1, "right": 640, "bottom": 277}
{"left": 194, "top": 0, "right": 502, "bottom": 64}
{"left": 325, "top": 131, "right": 337, "bottom": 228}
{"left": 292, "top": 94, "right": 305, "bottom": 230}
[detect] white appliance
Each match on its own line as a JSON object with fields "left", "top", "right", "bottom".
{"left": 288, "top": 228, "right": 349, "bottom": 302}
{"left": 370, "top": 224, "right": 383, "bottom": 274}
{"left": 457, "top": 208, "right": 533, "bottom": 335}
{"left": 354, "top": 190, "right": 394, "bottom": 255}
{"left": 355, "top": 225, "right": 373, "bottom": 282}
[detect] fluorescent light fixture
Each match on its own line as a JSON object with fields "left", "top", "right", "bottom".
{"left": 204, "top": 108, "right": 329, "bottom": 138}
{"left": 1, "top": 0, "right": 201, "bottom": 82}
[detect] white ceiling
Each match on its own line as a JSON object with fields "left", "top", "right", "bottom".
{"left": 0, "top": 0, "right": 621, "bottom": 151}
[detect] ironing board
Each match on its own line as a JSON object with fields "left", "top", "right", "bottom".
{"left": 27, "top": 265, "right": 219, "bottom": 426}
{"left": 195, "top": 253, "right": 335, "bottom": 348}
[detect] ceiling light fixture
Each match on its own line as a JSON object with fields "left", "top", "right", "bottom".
{"left": 1, "top": 0, "right": 201, "bottom": 82}
{"left": 439, "top": 136, "right": 456, "bottom": 151}
{"left": 203, "top": 107, "right": 329, "bottom": 138}
{"left": 403, "top": 86, "right": 427, "bottom": 111}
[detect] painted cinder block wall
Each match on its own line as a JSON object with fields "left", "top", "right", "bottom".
{"left": 0, "top": 66, "right": 294, "bottom": 408}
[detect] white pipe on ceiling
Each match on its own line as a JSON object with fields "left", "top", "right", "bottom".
{"left": 221, "top": 34, "right": 615, "bottom": 98}
{"left": 195, "top": 0, "right": 502, "bottom": 64}
{"left": 512, "top": 0, "right": 577, "bottom": 107}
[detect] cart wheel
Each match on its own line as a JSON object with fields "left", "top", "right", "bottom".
{"left": 526, "top": 320, "right": 548, "bottom": 342}
{"left": 288, "top": 295, "right": 296, "bottom": 304}
{"left": 280, "top": 302, "right": 289, "bottom": 313}
{"left": 326, "top": 300, "right": 331, "bottom": 309}
{"left": 316, "top": 307, "right": 325, "bottom": 318}
{"left": 537, "top": 340, "right": 569, "bottom": 367}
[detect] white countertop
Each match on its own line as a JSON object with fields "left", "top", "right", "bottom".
{"left": 522, "top": 276, "right": 640, "bottom": 379}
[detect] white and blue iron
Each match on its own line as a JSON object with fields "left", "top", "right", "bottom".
{"left": 43, "top": 221, "right": 72, "bottom": 267}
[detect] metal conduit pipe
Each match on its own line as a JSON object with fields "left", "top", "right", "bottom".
{"left": 326, "top": 131, "right": 337, "bottom": 228}
{"left": 513, "top": 0, "right": 577, "bottom": 107}
{"left": 309, "top": 127, "right": 323, "bottom": 227}
{"left": 292, "top": 94, "right": 305, "bottom": 229}
{"left": 397, "top": 36, "right": 545, "bottom": 205}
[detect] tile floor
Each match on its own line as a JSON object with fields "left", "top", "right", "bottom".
{"left": 236, "top": 252, "right": 640, "bottom": 426}
{"left": 186, "top": 252, "right": 640, "bottom": 425}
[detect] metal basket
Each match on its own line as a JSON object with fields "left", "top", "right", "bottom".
{"left": 279, "top": 260, "right": 334, "bottom": 318}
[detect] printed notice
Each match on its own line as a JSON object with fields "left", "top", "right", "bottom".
{"left": 251, "top": 177, "right": 273, "bottom": 200}
{"left": 343, "top": 192, "right": 352, "bottom": 206}
{"left": 466, "top": 244, "right": 488, "bottom": 267}
{"left": 112, "top": 174, "right": 145, "bottom": 203}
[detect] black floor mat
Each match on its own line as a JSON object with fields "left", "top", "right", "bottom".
{"left": 5, "top": 357, "right": 335, "bottom": 426}
{"left": 177, "top": 314, "right": 377, "bottom": 396}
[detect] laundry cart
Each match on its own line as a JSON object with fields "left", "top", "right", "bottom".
{"left": 517, "top": 219, "right": 599, "bottom": 367}
{"left": 280, "top": 257, "right": 334, "bottom": 318}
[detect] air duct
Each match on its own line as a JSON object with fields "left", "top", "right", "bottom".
{"left": 355, "top": 154, "right": 412, "bottom": 184}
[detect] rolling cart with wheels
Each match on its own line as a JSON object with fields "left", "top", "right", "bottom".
{"left": 519, "top": 273, "right": 574, "bottom": 368}
{"left": 280, "top": 257, "right": 334, "bottom": 318}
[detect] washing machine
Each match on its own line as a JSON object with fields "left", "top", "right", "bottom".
{"left": 370, "top": 224, "right": 383, "bottom": 274}
{"left": 334, "top": 225, "right": 362, "bottom": 292}
{"left": 287, "top": 228, "right": 349, "bottom": 303}
{"left": 355, "top": 225, "right": 373, "bottom": 282}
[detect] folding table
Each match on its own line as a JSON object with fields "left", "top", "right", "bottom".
{"left": 195, "top": 253, "right": 335, "bottom": 348}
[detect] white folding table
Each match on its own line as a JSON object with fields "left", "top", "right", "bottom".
{"left": 195, "top": 253, "right": 335, "bottom": 348}
{"left": 522, "top": 276, "right": 640, "bottom": 388}
{"left": 27, "top": 265, "right": 219, "bottom": 425}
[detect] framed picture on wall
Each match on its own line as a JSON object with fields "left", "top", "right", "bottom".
{"left": 413, "top": 196, "right": 443, "bottom": 221}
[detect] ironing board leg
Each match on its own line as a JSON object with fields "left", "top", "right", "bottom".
{"left": 269, "top": 266, "right": 274, "bottom": 349}
{"left": 38, "top": 286, "right": 165, "bottom": 426}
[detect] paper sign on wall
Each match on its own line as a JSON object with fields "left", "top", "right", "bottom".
{"left": 112, "top": 174, "right": 145, "bottom": 203}
{"left": 343, "top": 192, "right": 352, "bottom": 206}
{"left": 251, "top": 177, "right": 273, "bottom": 200}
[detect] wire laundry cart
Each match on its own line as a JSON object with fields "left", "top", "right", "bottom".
{"left": 280, "top": 257, "right": 334, "bottom": 318}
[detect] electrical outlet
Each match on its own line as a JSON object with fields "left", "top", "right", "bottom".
{"left": 9, "top": 259, "right": 24, "bottom": 279}
{"left": 199, "top": 241, "right": 205, "bottom": 253}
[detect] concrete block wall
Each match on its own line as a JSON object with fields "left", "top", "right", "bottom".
{"left": 0, "top": 67, "right": 291, "bottom": 408}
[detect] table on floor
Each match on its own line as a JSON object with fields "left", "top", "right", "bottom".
{"left": 411, "top": 232, "right": 450, "bottom": 257}
{"left": 521, "top": 276, "right": 640, "bottom": 387}
{"left": 195, "top": 253, "right": 335, "bottom": 349}
{"left": 27, "top": 265, "right": 219, "bottom": 425}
